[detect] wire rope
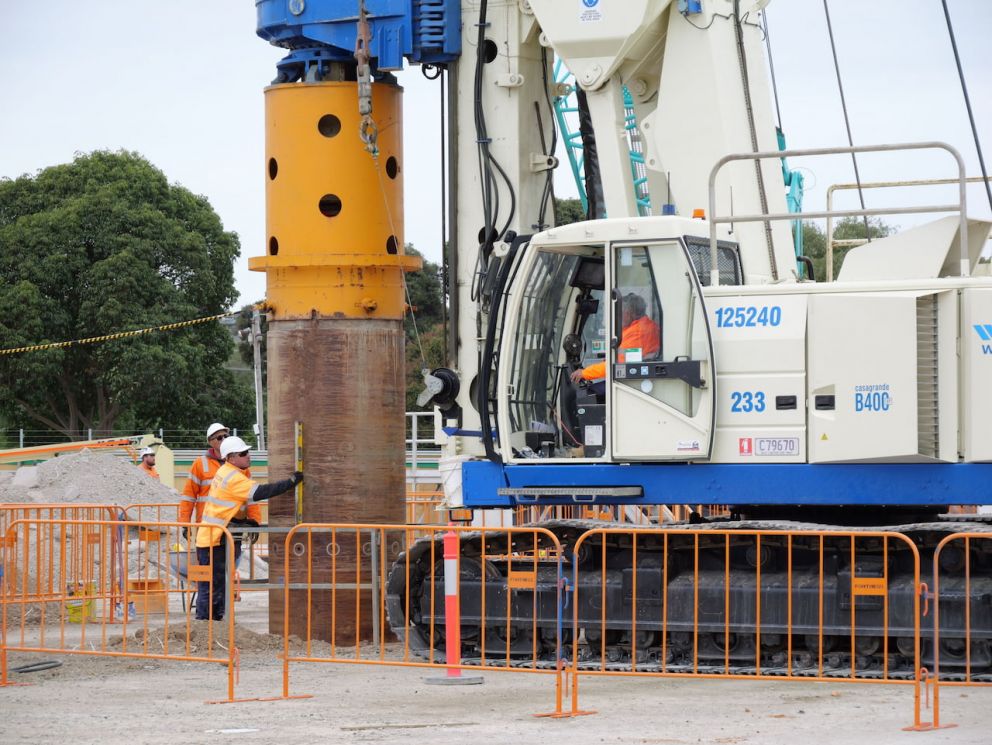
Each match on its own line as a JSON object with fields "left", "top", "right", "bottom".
{"left": 940, "top": 0, "right": 992, "bottom": 214}
{"left": 822, "top": 0, "right": 871, "bottom": 240}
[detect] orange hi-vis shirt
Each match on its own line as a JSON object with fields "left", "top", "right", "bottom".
{"left": 196, "top": 462, "right": 260, "bottom": 548}
{"left": 181, "top": 451, "right": 258, "bottom": 524}
{"left": 139, "top": 462, "right": 159, "bottom": 480}
{"left": 581, "top": 315, "right": 661, "bottom": 381}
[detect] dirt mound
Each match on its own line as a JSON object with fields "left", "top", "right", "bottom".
{"left": 0, "top": 449, "right": 178, "bottom": 506}
{"left": 106, "top": 623, "right": 334, "bottom": 656}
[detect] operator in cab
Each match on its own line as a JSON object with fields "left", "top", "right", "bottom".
{"left": 570, "top": 292, "right": 660, "bottom": 390}
{"left": 194, "top": 436, "right": 302, "bottom": 621}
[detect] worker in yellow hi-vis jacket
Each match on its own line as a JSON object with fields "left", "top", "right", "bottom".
{"left": 181, "top": 423, "right": 259, "bottom": 532}
{"left": 194, "top": 436, "right": 302, "bottom": 621}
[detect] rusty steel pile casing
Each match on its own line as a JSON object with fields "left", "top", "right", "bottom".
{"left": 249, "top": 80, "right": 420, "bottom": 641}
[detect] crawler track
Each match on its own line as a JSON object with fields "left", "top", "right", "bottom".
{"left": 385, "top": 519, "right": 992, "bottom": 677}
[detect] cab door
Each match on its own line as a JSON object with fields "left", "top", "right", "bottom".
{"left": 609, "top": 241, "right": 716, "bottom": 460}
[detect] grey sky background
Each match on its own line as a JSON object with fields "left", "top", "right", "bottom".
{"left": 1, "top": 1, "right": 988, "bottom": 307}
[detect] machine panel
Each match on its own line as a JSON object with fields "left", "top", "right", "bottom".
{"left": 962, "top": 287, "right": 992, "bottom": 462}
{"left": 710, "top": 294, "right": 807, "bottom": 463}
{"left": 808, "top": 293, "right": 922, "bottom": 463}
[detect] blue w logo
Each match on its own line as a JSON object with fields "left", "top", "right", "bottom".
{"left": 976, "top": 324, "right": 992, "bottom": 354}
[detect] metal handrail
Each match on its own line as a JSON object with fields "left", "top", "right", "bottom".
{"left": 825, "top": 175, "right": 991, "bottom": 281}
{"left": 707, "top": 142, "right": 969, "bottom": 285}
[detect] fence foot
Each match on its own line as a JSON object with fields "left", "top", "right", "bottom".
{"left": 902, "top": 722, "right": 957, "bottom": 732}
{"left": 206, "top": 694, "right": 314, "bottom": 704}
{"left": 533, "top": 708, "right": 597, "bottom": 719}
{"left": 424, "top": 675, "right": 484, "bottom": 686}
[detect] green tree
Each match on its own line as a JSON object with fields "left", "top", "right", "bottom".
{"left": 0, "top": 150, "right": 254, "bottom": 438}
{"left": 555, "top": 197, "right": 585, "bottom": 226}
{"left": 803, "top": 217, "right": 893, "bottom": 281}
{"left": 230, "top": 247, "right": 447, "bottom": 413}
{"left": 403, "top": 246, "right": 446, "bottom": 410}
{"left": 235, "top": 301, "right": 267, "bottom": 386}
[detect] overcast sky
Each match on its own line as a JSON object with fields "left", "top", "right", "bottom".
{"left": 1, "top": 1, "right": 988, "bottom": 306}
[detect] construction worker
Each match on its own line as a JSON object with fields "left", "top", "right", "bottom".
{"left": 194, "top": 436, "right": 301, "bottom": 621}
{"left": 138, "top": 447, "right": 159, "bottom": 480}
{"left": 180, "top": 423, "right": 252, "bottom": 536}
{"left": 570, "top": 292, "right": 660, "bottom": 391}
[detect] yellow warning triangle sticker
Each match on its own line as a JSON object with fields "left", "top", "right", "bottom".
{"left": 820, "top": 433, "right": 829, "bottom": 441}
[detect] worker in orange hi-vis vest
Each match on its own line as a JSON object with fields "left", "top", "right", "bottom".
{"left": 138, "top": 447, "right": 159, "bottom": 480}
{"left": 195, "top": 436, "right": 301, "bottom": 621}
{"left": 570, "top": 292, "right": 661, "bottom": 387}
{"left": 180, "top": 423, "right": 256, "bottom": 537}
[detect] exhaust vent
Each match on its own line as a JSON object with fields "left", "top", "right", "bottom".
{"left": 916, "top": 295, "right": 939, "bottom": 458}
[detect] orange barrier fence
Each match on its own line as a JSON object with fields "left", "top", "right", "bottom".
{"left": 276, "top": 523, "right": 570, "bottom": 715}
{"left": 511, "top": 504, "right": 731, "bottom": 525}
{"left": 561, "top": 528, "right": 930, "bottom": 728}
{"left": 405, "top": 490, "right": 474, "bottom": 527}
{"left": 403, "top": 490, "right": 730, "bottom": 531}
{"left": 121, "top": 502, "right": 180, "bottom": 524}
{"left": 0, "top": 504, "right": 122, "bottom": 540}
{"left": 0, "top": 518, "right": 250, "bottom": 703}
{"left": 928, "top": 531, "right": 992, "bottom": 730}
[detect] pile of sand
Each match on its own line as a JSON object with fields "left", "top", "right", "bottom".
{"left": 107, "top": 624, "right": 334, "bottom": 656}
{"left": 0, "top": 449, "right": 179, "bottom": 506}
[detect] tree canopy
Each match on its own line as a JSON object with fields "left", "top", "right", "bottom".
{"left": 0, "top": 150, "right": 254, "bottom": 438}
{"left": 802, "top": 217, "right": 894, "bottom": 281}
{"left": 403, "top": 245, "right": 446, "bottom": 410}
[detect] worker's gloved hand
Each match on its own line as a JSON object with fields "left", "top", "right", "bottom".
{"left": 182, "top": 527, "right": 189, "bottom": 541}
{"left": 290, "top": 471, "right": 304, "bottom": 485}
{"left": 247, "top": 531, "right": 261, "bottom": 546}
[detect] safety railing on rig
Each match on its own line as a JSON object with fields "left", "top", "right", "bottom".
{"left": 0, "top": 518, "right": 253, "bottom": 703}
{"left": 561, "top": 527, "right": 932, "bottom": 728}
{"left": 275, "top": 523, "right": 572, "bottom": 716}
{"left": 927, "top": 531, "right": 992, "bottom": 731}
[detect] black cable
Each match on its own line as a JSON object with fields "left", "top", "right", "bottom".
{"left": 472, "top": 0, "right": 495, "bottom": 303}
{"left": 760, "top": 10, "right": 783, "bottom": 132}
{"left": 11, "top": 660, "right": 63, "bottom": 673}
{"left": 823, "top": 0, "right": 871, "bottom": 241}
{"left": 538, "top": 46, "right": 558, "bottom": 230}
{"left": 439, "top": 66, "right": 448, "bottom": 363}
{"left": 733, "top": 0, "right": 777, "bottom": 279}
{"left": 470, "top": 0, "right": 517, "bottom": 305}
{"left": 941, "top": 0, "right": 992, "bottom": 215}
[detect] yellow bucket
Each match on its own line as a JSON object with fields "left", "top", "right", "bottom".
{"left": 65, "top": 581, "right": 95, "bottom": 623}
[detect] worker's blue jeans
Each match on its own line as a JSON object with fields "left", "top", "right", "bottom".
{"left": 194, "top": 542, "right": 241, "bottom": 621}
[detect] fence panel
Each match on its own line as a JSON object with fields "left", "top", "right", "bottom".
{"left": 563, "top": 527, "right": 927, "bottom": 728}
{"left": 277, "top": 523, "right": 569, "bottom": 715}
{"left": 928, "top": 531, "right": 992, "bottom": 729}
{"left": 0, "top": 518, "right": 247, "bottom": 703}
{"left": 0, "top": 504, "right": 122, "bottom": 543}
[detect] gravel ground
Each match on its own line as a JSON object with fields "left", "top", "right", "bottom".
{"left": 3, "top": 580, "right": 989, "bottom": 744}
{"left": 2, "top": 651, "right": 988, "bottom": 745}
{"left": 3, "top": 594, "right": 989, "bottom": 745}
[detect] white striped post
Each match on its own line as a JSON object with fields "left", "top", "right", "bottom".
{"left": 425, "top": 524, "right": 483, "bottom": 685}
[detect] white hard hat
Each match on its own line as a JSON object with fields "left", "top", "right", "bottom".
{"left": 140, "top": 447, "right": 155, "bottom": 458}
{"left": 220, "top": 436, "right": 251, "bottom": 460}
{"left": 206, "top": 422, "right": 229, "bottom": 439}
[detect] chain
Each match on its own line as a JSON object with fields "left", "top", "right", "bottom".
{"left": 0, "top": 304, "right": 264, "bottom": 357}
{"left": 355, "top": 0, "right": 378, "bottom": 156}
